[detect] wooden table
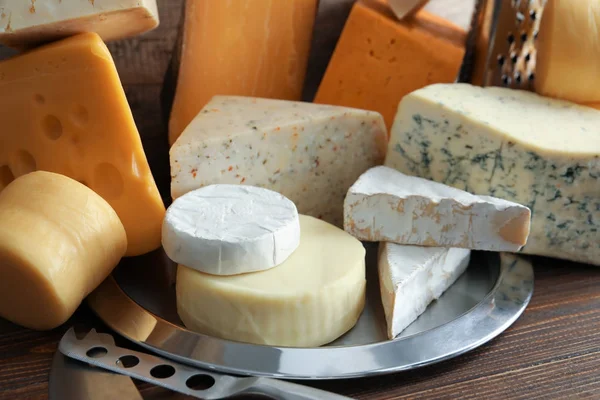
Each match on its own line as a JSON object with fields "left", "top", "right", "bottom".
{"left": 1, "top": 1, "right": 599, "bottom": 399}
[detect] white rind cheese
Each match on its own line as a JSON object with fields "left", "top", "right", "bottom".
{"left": 345, "top": 166, "right": 531, "bottom": 251}
{"left": 170, "top": 96, "right": 388, "bottom": 227}
{"left": 378, "top": 243, "right": 471, "bottom": 339}
{"left": 385, "top": 83, "right": 600, "bottom": 266}
{"left": 176, "top": 215, "right": 366, "bottom": 347}
{"left": 0, "top": 0, "right": 159, "bottom": 48}
{"left": 162, "top": 185, "right": 300, "bottom": 276}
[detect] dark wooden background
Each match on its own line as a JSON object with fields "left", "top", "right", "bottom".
{"left": 1, "top": 0, "right": 599, "bottom": 399}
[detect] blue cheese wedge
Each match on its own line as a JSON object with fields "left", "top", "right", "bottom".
{"left": 379, "top": 243, "right": 471, "bottom": 339}
{"left": 162, "top": 185, "right": 300, "bottom": 276}
{"left": 345, "top": 166, "right": 531, "bottom": 251}
{"left": 385, "top": 83, "right": 600, "bottom": 266}
{"left": 170, "top": 96, "right": 387, "bottom": 227}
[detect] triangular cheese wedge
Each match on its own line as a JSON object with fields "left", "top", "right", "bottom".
{"left": 170, "top": 96, "right": 387, "bottom": 226}
{"left": 0, "top": 33, "right": 165, "bottom": 256}
{"left": 378, "top": 242, "right": 470, "bottom": 339}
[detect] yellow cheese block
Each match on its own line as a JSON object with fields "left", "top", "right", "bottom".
{"left": 0, "top": 0, "right": 159, "bottom": 49}
{"left": 0, "top": 32, "right": 165, "bottom": 256}
{"left": 536, "top": 0, "right": 600, "bottom": 103}
{"left": 314, "top": 1, "right": 465, "bottom": 130}
{"left": 167, "top": 0, "right": 318, "bottom": 146}
{"left": 0, "top": 172, "right": 127, "bottom": 330}
{"left": 177, "top": 215, "right": 366, "bottom": 347}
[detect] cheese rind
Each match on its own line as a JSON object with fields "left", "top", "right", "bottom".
{"left": 314, "top": 2, "right": 465, "bottom": 130}
{"left": 0, "top": 33, "right": 165, "bottom": 256}
{"left": 167, "top": 0, "right": 318, "bottom": 145}
{"left": 177, "top": 215, "right": 366, "bottom": 347}
{"left": 536, "top": 0, "right": 600, "bottom": 103}
{"left": 170, "top": 96, "right": 387, "bottom": 227}
{"left": 162, "top": 185, "right": 300, "bottom": 276}
{"left": 345, "top": 166, "right": 531, "bottom": 251}
{"left": 385, "top": 83, "right": 600, "bottom": 265}
{"left": 0, "top": 0, "right": 159, "bottom": 49}
{"left": 0, "top": 171, "right": 127, "bottom": 330}
{"left": 378, "top": 243, "right": 471, "bottom": 339}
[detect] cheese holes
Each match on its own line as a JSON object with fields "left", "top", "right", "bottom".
{"left": 13, "top": 150, "right": 36, "bottom": 176}
{"left": 93, "top": 163, "right": 124, "bottom": 199}
{"left": 0, "top": 166, "right": 14, "bottom": 188}
{"left": 34, "top": 94, "right": 45, "bottom": 105}
{"left": 71, "top": 105, "right": 89, "bottom": 126}
{"left": 42, "top": 115, "right": 63, "bottom": 140}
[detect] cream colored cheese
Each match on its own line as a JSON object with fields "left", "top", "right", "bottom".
{"left": 176, "top": 215, "right": 366, "bottom": 347}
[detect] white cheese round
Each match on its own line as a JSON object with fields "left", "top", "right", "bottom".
{"left": 162, "top": 184, "right": 300, "bottom": 275}
{"left": 176, "top": 215, "right": 367, "bottom": 347}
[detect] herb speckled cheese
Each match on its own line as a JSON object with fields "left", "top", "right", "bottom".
{"left": 385, "top": 83, "right": 600, "bottom": 265}
{"left": 171, "top": 96, "right": 388, "bottom": 226}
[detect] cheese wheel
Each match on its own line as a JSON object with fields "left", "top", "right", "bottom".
{"left": 536, "top": 0, "right": 600, "bottom": 102}
{"left": 162, "top": 185, "right": 301, "bottom": 276}
{"left": 176, "top": 215, "right": 366, "bottom": 347}
{"left": 0, "top": 171, "right": 127, "bottom": 330}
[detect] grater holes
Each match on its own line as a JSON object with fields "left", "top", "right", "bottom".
{"left": 530, "top": 10, "right": 537, "bottom": 20}
{"left": 501, "top": 75, "right": 511, "bottom": 86}
{"left": 511, "top": 52, "right": 518, "bottom": 64}
{"left": 515, "top": 72, "right": 522, "bottom": 84}
{"left": 520, "top": 31, "right": 527, "bottom": 42}
{"left": 498, "top": 55, "right": 505, "bottom": 66}
{"left": 507, "top": 33, "right": 515, "bottom": 44}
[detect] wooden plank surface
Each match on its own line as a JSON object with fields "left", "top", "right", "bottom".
{"left": 0, "top": 0, "right": 599, "bottom": 399}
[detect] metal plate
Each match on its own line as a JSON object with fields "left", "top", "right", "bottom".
{"left": 87, "top": 245, "right": 533, "bottom": 380}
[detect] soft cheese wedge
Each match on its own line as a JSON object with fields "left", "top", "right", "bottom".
{"left": 0, "top": 33, "right": 165, "bottom": 256}
{"left": 379, "top": 243, "right": 471, "bottom": 339}
{"left": 385, "top": 83, "right": 600, "bottom": 265}
{"left": 0, "top": 0, "right": 159, "bottom": 49}
{"left": 165, "top": 0, "right": 318, "bottom": 145}
{"left": 163, "top": 185, "right": 300, "bottom": 276}
{"left": 170, "top": 96, "right": 387, "bottom": 227}
{"left": 176, "top": 215, "right": 366, "bottom": 347}
{"left": 0, "top": 172, "right": 127, "bottom": 330}
{"left": 345, "top": 166, "right": 531, "bottom": 251}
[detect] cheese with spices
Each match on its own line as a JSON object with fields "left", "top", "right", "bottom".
{"left": 170, "top": 96, "right": 387, "bottom": 227}
{"left": 177, "top": 215, "right": 366, "bottom": 347}
{"left": 0, "top": 0, "right": 159, "bottom": 49}
{"left": 0, "top": 172, "right": 126, "bottom": 330}
{"left": 385, "top": 83, "right": 600, "bottom": 265}
{"left": 379, "top": 243, "right": 470, "bottom": 339}
{"left": 0, "top": 33, "right": 165, "bottom": 256}
{"left": 162, "top": 185, "right": 300, "bottom": 276}
{"left": 345, "top": 166, "right": 531, "bottom": 251}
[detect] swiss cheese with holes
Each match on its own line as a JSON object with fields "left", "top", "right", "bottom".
{"left": 0, "top": 32, "right": 165, "bottom": 256}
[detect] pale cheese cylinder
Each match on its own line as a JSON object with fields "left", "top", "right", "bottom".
{"left": 176, "top": 215, "right": 366, "bottom": 347}
{"left": 0, "top": 171, "right": 127, "bottom": 330}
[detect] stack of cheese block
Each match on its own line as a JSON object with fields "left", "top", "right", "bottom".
{"left": 162, "top": 184, "right": 367, "bottom": 347}
{"left": 0, "top": 2, "right": 166, "bottom": 330}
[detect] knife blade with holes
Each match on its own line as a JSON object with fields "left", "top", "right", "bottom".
{"left": 58, "top": 328, "right": 354, "bottom": 400}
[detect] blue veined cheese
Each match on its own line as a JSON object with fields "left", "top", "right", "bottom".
{"left": 170, "top": 96, "right": 387, "bottom": 227}
{"left": 345, "top": 166, "right": 531, "bottom": 251}
{"left": 378, "top": 243, "right": 471, "bottom": 339}
{"left": 385, "top": 83, "right": 600, "bottom": 266}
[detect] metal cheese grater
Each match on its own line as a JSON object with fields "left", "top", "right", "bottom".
{"left": 458, "top": 0, "right": 547, "bottom": 90}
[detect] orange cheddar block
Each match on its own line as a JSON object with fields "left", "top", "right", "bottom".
{"left": 314, "top": 1, "right": 465, "bottom": 130}
{"left": 0, "top": 32, "right": 165, "bottom": 257}
{"left": 166, "top": 0, "right": 318, "bottom": 146}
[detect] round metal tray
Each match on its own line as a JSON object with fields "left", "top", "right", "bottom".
{"left": 87, "top": 244, "right": 533, "bottom": 380}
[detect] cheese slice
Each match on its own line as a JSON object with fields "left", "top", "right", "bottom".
{"left": 177, "top": 215, "right": 366, "bottom": 347}
{"left": 378, "top": 243, "right": 470, "bottom": 339}
{"left": 314, "top": 1, "right": 465, "bottom": 130}
{"left": 0, "top": 32, "right": 165, "bottom": 257}
{"left": 385, "top": 83, "right": 600, "bottom": 265}
{"left": 536, "top": 0, "right": 600, "bottom": 104}
{"left": 0, "top": 171, "right": 127, "bottom": 330}
{"left": 345, "top": 166, "right": 531, "bottom": 251}
{"left": 165, "top": 0, "right": 318, "bottom": 146}
{"left": 0, "top": 0, "right": 159, "bottom": 49}
{"left": 170, "top": 96, "right": 387, "bottom": 227}
{"left": 162, "top": 185, "right": 300, "bottom": 276}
